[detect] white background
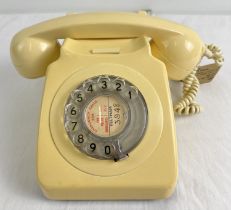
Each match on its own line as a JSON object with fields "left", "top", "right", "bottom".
{"left": 0, "top": 0, "right": 230, "bottom": 14}
{"left": 0, "top": 1, "right": 231, "bottom": 210}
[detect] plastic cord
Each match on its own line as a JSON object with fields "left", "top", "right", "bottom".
{"left": 174, "top": 44, "right": 224, "bottom": 115}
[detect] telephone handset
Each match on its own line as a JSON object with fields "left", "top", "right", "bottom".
{"left": 11, "top": 12, "right": 204, "bottom": 79}
{"left": 10, "top": 12, "right": 223, "bottom": 200}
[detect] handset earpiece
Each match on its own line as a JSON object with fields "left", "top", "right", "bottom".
{"left": 150, "top": 32, "right": 205, "bottom": 81}
{"left": 10, "top": 36, "right": 60, "bottom": 78}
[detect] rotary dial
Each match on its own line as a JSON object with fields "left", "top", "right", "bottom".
{"left": 64, "top": 75, "right": 148, "bottom": 161}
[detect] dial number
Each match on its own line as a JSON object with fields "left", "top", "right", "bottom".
{"left": 71, "top": 121, "right": 78, "bottom": 131}
{"left": 105, "top": 145, "right": 111, "bottom": 155}
{"left": 90, "top": 143, "right": 96, "bottom": 152}
{"left": 77, "top": 93, "right": 83, "bottom": 102}
{"left": 127, "top": 87, "right": 138, "bottom": 100}
{"left": 101, "top": 80, "right": 107, "bottom": 89}
{"left": 116, "top": 82, "right": 122, "bottom": 91}
{"left": 71, "top": 107, "right": 77, "bottom": 115}
{"left": 65, "top": 104, "right": 78, "bottom": 117}
{"left": 77, "top": 134, "right": 84, "bottom": 143}
{"left": 87, "top": 84, "right": 93, "bottom": 92}
{"left": 129, "top": 91, "right": 132, "bottom": 99}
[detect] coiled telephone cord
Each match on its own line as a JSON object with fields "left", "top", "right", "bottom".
{"left": 174, "top": 44, "right": 224, "bottom": 115}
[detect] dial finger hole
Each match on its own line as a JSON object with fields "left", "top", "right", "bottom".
{"left": 73, "top": 133, "right": 86, "bottom": 146}
{"left": 112, "top": 78, "right": 126, "bottom": 92}
{"left": 97, "top": 75, "right": 111, "bottom": 90}
{"left": 65, "top": 103, "right": 80, "bottom": 119}
{"left": 65, "top": 120, "right": 79, "bottom": 133}
{"left": 104, "top": 145, "right": 112, "bottom": 157}
{"left": 124, "top": 86, "right": 139, "bottom": 100}
{"left": 83, "top": 80, "right": 97, "bottom": 93}
{"left": 71, "top": 89, "right": 85, "bottom": 103}
{"left": 84, "top": 142, "right": 99, "bottom": 156}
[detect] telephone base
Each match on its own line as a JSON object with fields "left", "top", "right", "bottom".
{"left": 36, "top": 37, "right": 177, "bottom": 200}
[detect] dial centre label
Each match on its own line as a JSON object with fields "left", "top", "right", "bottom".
{"left": 84, "top": 95, "right": 127, "bottom": 137}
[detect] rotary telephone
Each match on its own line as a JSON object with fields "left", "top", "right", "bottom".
{"left": 10, "top": 11, "right": 223, "bottom": 200}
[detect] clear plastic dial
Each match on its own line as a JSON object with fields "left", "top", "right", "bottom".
{"left": 64, "top": 75, "right": 148, "bottom": 161}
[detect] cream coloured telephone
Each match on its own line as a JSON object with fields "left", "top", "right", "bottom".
{"left": 10, "top": 11, "right": 223, "bottom": 200}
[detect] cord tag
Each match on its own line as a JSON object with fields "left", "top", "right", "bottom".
{"left": 196, "top": 63, "right": 221, "bottom": 84}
